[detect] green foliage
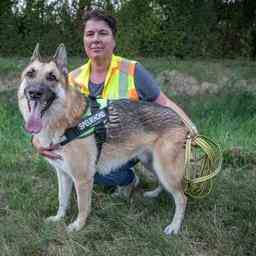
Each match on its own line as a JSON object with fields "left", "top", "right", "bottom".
{"left": 1, "top": 0, "right": 256, "bottom": 58}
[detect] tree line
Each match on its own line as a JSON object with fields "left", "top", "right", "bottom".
{"left": 0, "top": 0, "right": 255, "bottom": 59}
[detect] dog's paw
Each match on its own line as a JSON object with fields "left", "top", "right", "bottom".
{"left": 163, "top": 223, "right": 180, "bottom": 236}
{"left": 66, "top": 220, "right": 83, "bottom": 233}
{"left": 45, "top": 215, "right": 63, "bottom": 223}
{"left": 143, "top": 186, "right": 163, "bottom": 198}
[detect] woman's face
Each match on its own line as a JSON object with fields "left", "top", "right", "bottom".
{"left": 84, "top": 19, "right": 116, "bottom": 61}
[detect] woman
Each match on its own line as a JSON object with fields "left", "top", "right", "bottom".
{"left": 33, "top": 9, "right": 197, "bottom": 195}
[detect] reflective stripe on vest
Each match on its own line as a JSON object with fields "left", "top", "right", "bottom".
{"left": 119, "top": 59, "right": 129, "bottom": 98}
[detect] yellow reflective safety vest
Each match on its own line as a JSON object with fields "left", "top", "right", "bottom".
{"left": 68, "top": 55, "right": 139, "bottom": 101}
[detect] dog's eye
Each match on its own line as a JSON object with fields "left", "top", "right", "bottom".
{"left": 46, "top": 72, "right": 58, "bottom": 82}
{"left": 26, "top": 68, "right": 36, "bottom": 78}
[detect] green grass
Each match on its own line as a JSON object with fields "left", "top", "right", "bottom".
{"left": 1, "top": 55, "right": 256, "bottom": 83}
{"left": 0, "top": 58, "right": 256, "bottom": 255}
{"left": 0, "top": 57, "right": 28, "bottom": 76}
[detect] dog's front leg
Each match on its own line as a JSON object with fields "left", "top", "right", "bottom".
{"left": 46, "top": 169, "right": 73, "bottom": 222}
{"left": 66, "top": 176, "right": 93, "bottom": 232}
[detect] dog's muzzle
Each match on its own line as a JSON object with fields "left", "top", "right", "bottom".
{"left": 24, "top": 84, "right": 56, "bottom": 134}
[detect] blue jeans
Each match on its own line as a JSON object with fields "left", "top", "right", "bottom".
{"left": 94, "top": 160, "right": 137, "bottom": 187}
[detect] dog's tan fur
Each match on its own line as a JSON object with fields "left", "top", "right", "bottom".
{"left": 18, "top": 44, "right": 188, "bottom": 235}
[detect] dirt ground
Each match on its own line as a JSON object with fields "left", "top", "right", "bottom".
{"left": 157, "top": 70, "right": 256, "bottom": 97}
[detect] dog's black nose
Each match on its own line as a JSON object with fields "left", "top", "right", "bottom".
{"left": 28, "top": 89, "right": 43, "bottom": 100}
{"left": 25, "top": 84, "right": 46, "bottom": 100}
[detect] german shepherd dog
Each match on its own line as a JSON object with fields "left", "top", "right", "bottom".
{"left": 18, "top": 44, "right": 189, "bottom": 235}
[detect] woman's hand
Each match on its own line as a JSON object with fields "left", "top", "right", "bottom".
{"left": 31, "top": 136, "right": 62, "bottom": 160}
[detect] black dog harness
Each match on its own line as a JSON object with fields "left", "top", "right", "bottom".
{"left": 60, "top": 96, "right": 109, "bottom": 161}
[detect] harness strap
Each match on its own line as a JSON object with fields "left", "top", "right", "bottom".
{"left": 59, "top": 106, "right": 108, "bottom": 147}
{"left": 88, "top": 96, "right": 108, "bottom": 162}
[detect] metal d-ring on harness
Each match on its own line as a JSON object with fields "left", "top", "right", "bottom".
{"left": 60, "top": 96, "right": 109, "bottom": 161}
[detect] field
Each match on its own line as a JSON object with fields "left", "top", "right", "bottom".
{"left": 0, "top": 57, "right": 255, "bottom": 255}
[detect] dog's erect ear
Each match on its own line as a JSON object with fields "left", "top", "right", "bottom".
{"left": 54, "top": 43, "right": 68, "bottom": 77}
{"left": 31, "top": 43, "right": 40, "bottom": 62}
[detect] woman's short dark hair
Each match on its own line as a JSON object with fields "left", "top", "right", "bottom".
{"left": 83, "top": 9, "right": 117, "bottom": 38}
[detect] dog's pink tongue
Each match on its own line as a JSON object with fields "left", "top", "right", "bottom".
{"left": 25, "top": 101, "right": 43, "bottom": 134}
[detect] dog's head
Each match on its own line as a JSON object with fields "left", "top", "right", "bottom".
{"left": 19, "top": 44, "right": 68, "bottom": 134}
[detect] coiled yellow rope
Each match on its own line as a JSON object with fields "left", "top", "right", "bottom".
{"left": 184, "top": 135, "right": 223, "bottom": 199}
